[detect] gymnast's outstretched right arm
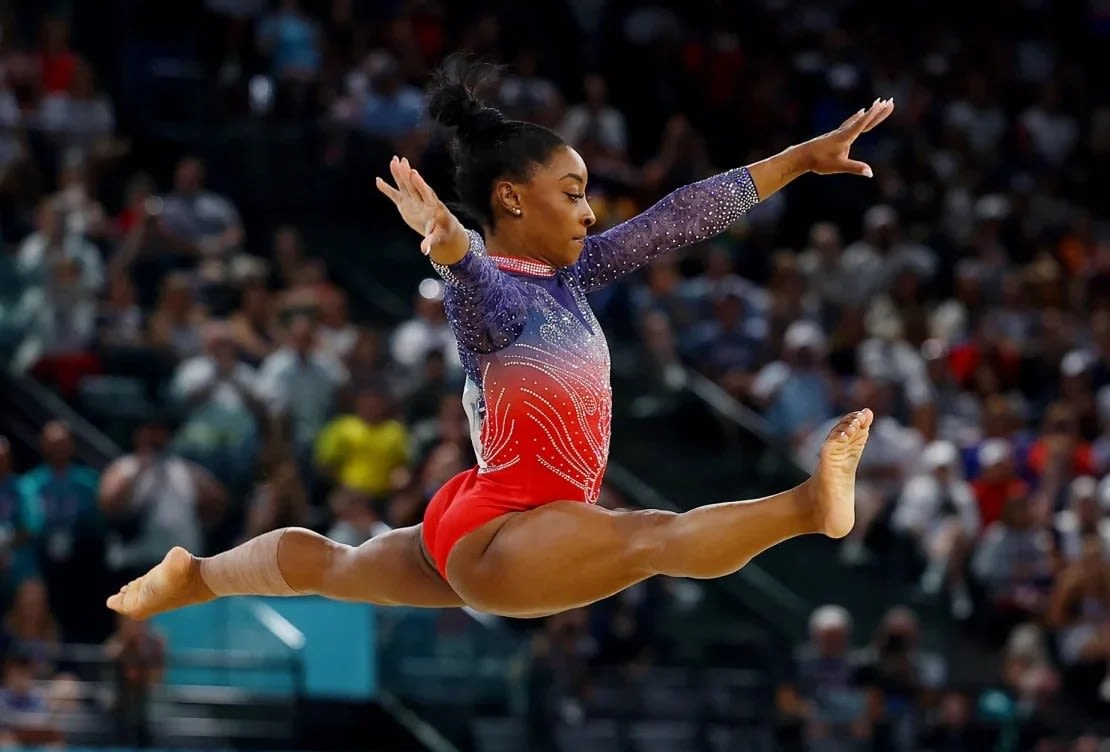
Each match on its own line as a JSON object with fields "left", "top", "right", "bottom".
{"left": 376, "top": 157, "right": 528, "bottom": 354}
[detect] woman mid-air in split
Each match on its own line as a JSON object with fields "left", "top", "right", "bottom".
{"left": 108, "top": 60, "right": 893, "bottom": 621}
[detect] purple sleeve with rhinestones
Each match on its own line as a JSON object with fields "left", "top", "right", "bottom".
{"left": 571, "top": 167, "right": 760, "bottom": 292}
{"left": 431, "top": 229, "right": 529, "bottom": 354}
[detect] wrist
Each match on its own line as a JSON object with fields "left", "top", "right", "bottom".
{"left": 781, "top": 143, "right": 815, "bottom": 176}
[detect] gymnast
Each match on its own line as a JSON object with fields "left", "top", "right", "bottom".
{"left": 108, "top": 59, "right": 893, "bottom": 620}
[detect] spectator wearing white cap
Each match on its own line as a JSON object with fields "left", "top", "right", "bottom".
{"left": 1056, "top": 349, "right": 1098, "bottom": 439}
{"left": 1053, "top": 476, "right": 1110, "bottom": 563}
{"left": 893, "top": 440, "right": 979, "bottom": 618}
{"left": 777, "top": 604, "right": 870, "bottom": 751}
{"left": 750, "top": 320, "right": 836, "bottom": 449}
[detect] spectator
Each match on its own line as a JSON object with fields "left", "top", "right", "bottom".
{"left": 146, "top": 272, "right": 207, "bottom": 361}
{"left": 0, "top": 437, "right": 31, "bottom": 590}
{"left": 325, "top": 486, "right": 390, "bottom": 547}
{"left": 227, "top": 276, "right": 278, "bottom": 366}
{"left": 15, "top": 421, "right": 101, "bottom": 641}
{"left": 892, "top": 439, "right": 979, "bottom": 618}
{"left": 559, "top": 73, "right": 630, "bottom": 184}
{"left": 357, "top": 51, "right": 425, "bottom": 147}
{"left": 1047, "top": 535, "right": 1110, "bottom": 701}
{"left": 751, "top": 320, "right": 836, "bottom": 448}
{"left": 972, "top": 439, "right": 1030, "bottom": 529}
{"left": 158, "top": 156, "right": 246, "bottom": 285}
{"left": 104, "top": 614, "right": 165, "bottom": 748}
{"left": 851, "top": 607, "right": 947, "bottom": 752}
{"left": 917, "top": 689, "right": 995, "bottom": 752}
{"left": 391, "top": 279, "right": 463, "bottom": 375}
{"left": 37, "top": 59, "right": 116, "bottom": 161}
{"left": 257, "top": 0, "right": 322, "bottom": 82}
{"left": 973, "top": 497, "right": 1056, "bottom": 637}
{"left": 315, "top": 385, "right": 410, "bottom": 501}
{"left": 242, "top": 451, "right": 309, "bottom": 540}
{"left": 17, "top": 198, "right": 103, "bottom": 293}
{"left": 2, "top": 579, "right": 60, "bottom": 680}
{"left": 1052, "top": 476, "right": 1110, "bottom": 563}
{"left": 315, "top": 287, "right": 357, "bottom": 362}
{"left": 170, "top": 320, "right": 265, "bottom": 489}
{"left": 778, "top": 604, "right": 870, "bottom": 752}
{"left": 256, "top": 312, "right": 347, "bottom": 472}
{"left": 0, "top": 648, "right": 61, "bottom": 747}
{"left": 99, "top": 415, "right": 227, "bottom": 590}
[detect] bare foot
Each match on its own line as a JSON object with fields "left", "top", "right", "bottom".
{"left": 106, "top": 547, "right": 215, "bottom": 620}
{"left": 811, "top": 409, "right": 873, "bottom": 539}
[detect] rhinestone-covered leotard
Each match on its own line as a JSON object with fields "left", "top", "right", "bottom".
{"left": 420, "top": 167, "right": 760, "bottom": 577}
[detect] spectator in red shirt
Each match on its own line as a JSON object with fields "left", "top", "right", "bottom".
{"left": 973, "top": 439, "right": 1030, "bottom": 528}
{"left": 1025, "top": 402, "right": 1094, "bottom": 482}
{"left": 38, "top": 17, "right": 78, "bottom": 95}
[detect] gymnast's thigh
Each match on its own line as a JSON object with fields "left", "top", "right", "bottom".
{"left": 443, "top": 500, "right": 673, "bottom": 618}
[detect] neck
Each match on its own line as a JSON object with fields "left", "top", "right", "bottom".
{"left": 484, "top": 229, "right": 559, "bottom": 271}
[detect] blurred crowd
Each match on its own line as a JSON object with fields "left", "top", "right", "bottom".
{"left": 0, "top": 0, "right": 1106, "bottom": 750}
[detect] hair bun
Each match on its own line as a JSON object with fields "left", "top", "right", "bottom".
{"left": 426, "top": 55, "right": 505, "bottom": 143}
{"left": 457, "top": 106, "right": 503, "bottom": 140}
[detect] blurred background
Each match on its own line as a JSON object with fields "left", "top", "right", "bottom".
{"left": 0, "top": 0, "right": 1106, "bottom": 750}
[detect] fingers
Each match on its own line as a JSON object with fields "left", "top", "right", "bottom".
{"left": 860, "top": 99, "right": 895, "bottom": 133}
{"left": 389, "top": 155, "right": 415, "bottom": 197}
{"left": 844, "top": 98, "right": 894, "bottom": 136}
{"left": 837, "top": 107, "right": 870, "bottom": 133}
{"left": 375, "top": 176, "right": 401, "bottom": 204}
{"left": 409, "top": 168, "right": 440, "bottom": 206}
{"left": 840, "top": 159, "right": 874, "bottom": 178}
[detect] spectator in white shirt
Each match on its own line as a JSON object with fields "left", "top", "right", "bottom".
{"left": 391, "top": 279, "right": 462, "bottom": 375}
{"left": 893, "top": 440, "right": 980, "bottom": 619}
{"left": 159, "top": 156, "right": 246, "bottom": 282}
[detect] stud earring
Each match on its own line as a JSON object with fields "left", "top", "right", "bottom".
{"left": 513, "top": 207, "right": 522, "bottom": 216}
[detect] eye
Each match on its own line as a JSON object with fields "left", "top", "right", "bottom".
{"left": 565, "top": 192, "right": 585, "bottom": 202}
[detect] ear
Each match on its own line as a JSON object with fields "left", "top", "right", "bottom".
{"left": 493, "top": 180, "right": 522, "bottom": 217}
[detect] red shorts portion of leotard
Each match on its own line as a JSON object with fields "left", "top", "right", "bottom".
{"left": 421, "top": 465, "right": 590, "bottom": 580}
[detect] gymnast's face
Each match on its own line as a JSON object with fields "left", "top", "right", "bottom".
{"left": 497, "top": 146, "right": 596, "bottom": 267}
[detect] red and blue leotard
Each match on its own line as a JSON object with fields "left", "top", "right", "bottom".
{"left": 420, "top": 167, "right": 761, "bottom": 578}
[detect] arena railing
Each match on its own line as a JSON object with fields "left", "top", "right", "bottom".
{"left": 14, "top": 640, "right": 303, "bottom": 748}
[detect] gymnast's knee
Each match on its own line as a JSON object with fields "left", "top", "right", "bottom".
{"left": 276, "top": 527, "right": 352, "bottom": 594}
{"left": 617, "top": 508, "right": 679, "bottom": 576}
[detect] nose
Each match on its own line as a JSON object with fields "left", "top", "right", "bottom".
{"left": 582, "top": 203, "right": 596, "bottom": 228}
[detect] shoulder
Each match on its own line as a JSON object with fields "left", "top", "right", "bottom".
{"left": 105, "top": 455, "right": 140, "bottom": 476}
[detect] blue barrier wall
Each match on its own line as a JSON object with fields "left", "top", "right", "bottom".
{"left": 151, "top": 596, "right": 376, "bottom": 700}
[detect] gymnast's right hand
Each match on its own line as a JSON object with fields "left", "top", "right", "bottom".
{"left": 376, "top": 155, "right": 469, "bottom": 265}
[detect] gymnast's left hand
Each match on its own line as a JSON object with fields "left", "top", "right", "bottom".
{"left": 798, "top": 98, "right": 895, "bottom": 178}
{"left": 376, "top": 155, "right": 469, "bottom": 264}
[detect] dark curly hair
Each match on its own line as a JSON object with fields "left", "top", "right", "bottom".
{"left": 426, "top": 55, "right": 566, "bottom": 230}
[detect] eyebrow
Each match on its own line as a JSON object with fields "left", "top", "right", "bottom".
{"left": 561, "top": 172, "right": 587, "bottom": 183}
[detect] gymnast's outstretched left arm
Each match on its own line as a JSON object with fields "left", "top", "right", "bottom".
{"left": 572, "top": 98, "right": 895, "bottom": 292}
